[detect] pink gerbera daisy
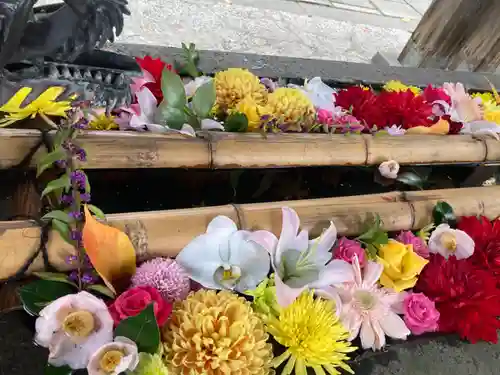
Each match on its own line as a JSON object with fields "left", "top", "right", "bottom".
{"left": 335, "top": 256, "right": 410, "bottom": 350}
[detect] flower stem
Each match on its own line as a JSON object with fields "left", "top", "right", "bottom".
{"left": 39, "top": 113, "right": 59, "bottom": 129}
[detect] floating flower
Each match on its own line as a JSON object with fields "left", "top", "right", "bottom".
{"left": 214, "top": 68, "right": 267, "bottom": 111}
{"left": 471, "top": 92, "right": 495, "bottom": 106}
{"left": 443, "top": 82, "right": 483, "bottom": 123}
{"left": 87, "top": 108, "right": 119, "bottom": 130}
{"left": 267, "top": 87, "right": 316, "bottom": 131}
{"left": 184, "top": 76, "right": 212, "bottom": 97}
{"left": 249, "top": 207, "right": 354, "bottom": 309}
{"left": 163, "top": 289, "right": 274, "bottom": 375}
{"left": 35, "top": 291, "right": 114, "bottom": 369}
{"left": 335, "top": 257, "right": 410, "bottom": 350}
{"left": 383, "top": 80, "right": 420, "bottom": 95}
{"left": 231, "top": 96, "right": 272, "bottom": 131}
{"left": 333, "top": 237, "right": 367, "bottom": 267}
{"left": 384, "top": 125, "right": 406, "bottom": 136}
{"left": 377, "top": 240, "right": 428, "bottom": 292}
{"left": 261, "top": 77, "right": 279, "bottom": 92}
{"left": 267, "top": 291, "right": 356, "bottom": 375}
{"left": 0, "top": 86, "right": 73, "bottom": 127}
{"left": 415, "top": 254, "right": 500, "bottom": 343}
{"left": 422, "top": 84, "right": 451, "bottom": 105}
{"left": 378, "top": 160, "right": 400, "bottom": 179}
{"left": 395, "top": 230, "right": 430, "bottom": 258}
{"left": 129, "top": 353, "right": 168, "bottom": 375}
{"left": 299, "top": 76, "right": 336, "bottom": 113}
{"left": 176, "top": 215, "right": 270, "bottom": 292}
{"left": 87, "top": 336, "right": 139, "bottom": 375}
{"left": 402, "top": 293, "right": 439, "bottom": 335}
{"left": 131, "top": 257, "right": 191, "bottom": 303}
{"left": 108, "top": 285, "right": 172, "bottom": 327}
{"left": 428, "top": 223, "right": 474, "bottom": 259}
{"left": 135, "top": 56, "right": 174, "bottom": 103}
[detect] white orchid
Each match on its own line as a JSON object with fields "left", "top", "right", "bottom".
{"left": 35, "top": 292, "right": 114, "bottom": 370}
{"left": 176, "top": 216, "right": 271, "bottom": 292}
{"left": 87, "top": 337, "right": 139, "bottom": 375}
{"left": 289, "top": 77, "right": 337, "bottom": 113}
{"left": 249, "top": 207, "right": 354, "bottom": 312}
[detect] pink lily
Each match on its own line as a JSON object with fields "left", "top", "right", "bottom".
{"left": 248, "top": 207, "right": 354, "bottom": 312}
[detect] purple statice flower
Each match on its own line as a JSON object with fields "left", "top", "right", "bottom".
{"left": 396, "top": 230, "right": 430, "bottom": 258}
{"left": 80, "top": 192, "right": 91, "bottom": 203}
{"left": 132, "top": 257, "right": 191, "bottom": 303}
{"left": 68, "top": 211, "right": 83, "bottom": 220}
{"left": 65, "top": 255, "right": 78, "bottom": 264}
{"left": 70, "top": 170, "right": 86, "bottom": 189}
{"left": 68, "top": 270, "right": 79, "bottom": 282}
{"left": 73, "top": 118, "right": 89, "bottom": 129}
{"left": 81, "top": 272, "right": 95, "bottom": 285}
{"left": 61, "top": 194, "right": 73, "bottom": 205}
{"left": 70, "top": 230, "right": 82, "bottom": 242}
{"left": 76, "top": 148, "right": 87, "bottom": 162}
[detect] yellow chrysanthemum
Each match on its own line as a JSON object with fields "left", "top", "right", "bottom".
{"left": 231, "top": 96, "right": 272, "bottom": 131}
{"left": 383, "top": 80, "right": 421, "bottom": 94}
{"left": 163, "top": 289, "right": 274, "bottom": 375}
{"left": 214, "top": 68, "right": 267, "bottom": 112}
{"left": 267, "top": 292, "right": 356, "bottom": 375}
{"left": 266, "top": 87, "right": 315, "bottom": 132}
{"left": 0, "top": 86, "right": 73, "bottom": 127}
{"left": 484, "top": 108, "right": 500, "bottom": 125}
{"left": 88, "top": 109, "right": 119, "bottom": 130}
{"left": 472, "top": 92, "right": 496, "bottom": 106}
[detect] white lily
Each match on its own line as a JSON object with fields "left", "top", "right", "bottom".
{"left": 176, "top": 216, "right": 270, "bottom": 292}
{"left": 248, "top": 207, "right": 354, "bottom": 312}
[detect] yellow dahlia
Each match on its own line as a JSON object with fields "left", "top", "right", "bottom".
{"left": 163, "top": 289, "right": 273, "bottom": 375}
{"left": 214, "top": 68, "right": 267, "bottom": 111}
{"left": 267, "top": 292, "right": 356, "bottom": 375}
{"left": 231, "top": 96, "right": 272, "bottom": 131}
{"left": 383, "top": 80, "right": 421, "bottom": 94}
{"left": 266, "top": 88, "right": 315, "bottom": 132}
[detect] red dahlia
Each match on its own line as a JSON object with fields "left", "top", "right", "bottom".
{"left": 422, "top": 84, "right": 451, "bottom": 105}
{"left": 458, "top": 216, "right": 500, "bottom": 283}
{"left": 135, "top": 56, "right": 175, "bottom": 104}
{"left": 415, "top": 254, "right": 500, "bottom": 343}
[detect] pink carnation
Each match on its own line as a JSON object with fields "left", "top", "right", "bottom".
{"left": 403, "top": 293, "right": 440, "bottom": 335}
{"left": 396, "top": 230, "right": 430, "bottom": 258}
{"left": 333, "top": 237, "right": 367, "bottom": 267}
{"left": 131, "top": 257, "right": 191, "bottom": 303}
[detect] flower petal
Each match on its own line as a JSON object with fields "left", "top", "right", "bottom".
{"left": 362, "top": 261, "right": 383, "bottom": 287}
{"left": 379, "top": 311, "right": 410, "bottom": 340}
{"left": 454, "top": 229, "right": 475, "bottom": 260}
{"left": 276, "top": 207, "right": 301, "bottom": 261}
{"left": 360, "top": 318, "right": 375, "bottom": 350}
{"left": 82, "top": 206, "right": 136, "bottom": 294}
{"left": 310, "top": 220, "right": 337, "bottom": 262}
{"left": 247, "top": 230, "right": 279, "bottom": 255}
{"left": 135, "top": 87, "right": 157, "bottom": 120}
{"left": 201, "top": 118, "right": 225, "bottom": 131}
{"left": 274, "top": 271, "right": 306, "bottom": 307}
{"left": 309, "top": 259, "right": 354, "bottom": 288}
{"left": 314, "top": 286, "right": 343, "bottom": 316}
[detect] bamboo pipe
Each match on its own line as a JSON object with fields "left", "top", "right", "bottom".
{"left": 0, "top": 186, "right": 498, "bottom": 280}
{"left": 0, "top": 129, "right": 497, "bottom": 169}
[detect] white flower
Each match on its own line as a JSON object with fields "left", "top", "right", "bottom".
{"left": 384, "top": 125, "right": 406, "bottom": 136}
{"left": 87, "top": 336, "right": 139, "bottom": 375}
{"left": 176, "top": 216, "right": 271, "bottom": 292}
{"left": 378, "top": 160, "right": 400, "bottom": 179}
{"left": 428, "top": 223, "right": 475, "bottom": 259}
{"left": 35, "top": 291, "right": 114, "bottom": 370}
{"left": 289, "top": 77, "right": 336, "bottom": 112}
{"left": 184, "top": 76, "right": 213, "bottom": 97}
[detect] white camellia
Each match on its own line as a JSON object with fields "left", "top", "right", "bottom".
{"left": 176, "top": 216, "right": 271, "bottom": 292}
{"left": 428, "top": 223, "right": 475, "bottom": 260}
{"left": 35, "top": 291, "right": 114, "bottom": 370}
{"left": 87, "top": 336, "right": 139, "bottom": 375}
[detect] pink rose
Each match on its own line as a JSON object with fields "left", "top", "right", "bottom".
{"left": 333, "top": 237, "right": 367, "bottom": 267}
{"left": 403, "top": 293, "right": 439, "bottom": 335}
{"left": 396, "top": 231, "right": 430, "bottom": 258}
{"left": 108, "top": 285, "right": 172, "bottom": 327}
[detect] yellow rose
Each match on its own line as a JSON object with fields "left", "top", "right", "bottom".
{"left": 231, "top": 96, "right": 272, "bottom": 131}
{"left": 377, "top": 240, "right": 428, "bottom": 292}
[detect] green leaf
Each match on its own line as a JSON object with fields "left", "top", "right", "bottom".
{"left": 396, "top": 171, "right": 425, "bottom": 190}
{"left": 114, "top": 304, "right": 160, "bottom": 354}
{"left": 32, "top": 272, "right": 78, "bottom": 287}
{"left": 175, "top": 42, "right": 200, "bottom": 78}
{"left": 155, "top": 104, "right": 187, "bottom": 130}
{"left": 86, "top": 284, "right": 116, "bottom": 299}
{"left": 161, "top": 68, "right": 187, "bottom": 108}
{"left": 19, "top": 279, "right": 75, "bottom": 316}
{"left": 52, "top": 219, "right": 72, "bottom": 244}
{"left": 44, "top": 364, "right": 72, "bottom": 375}
{"left": 357, "top": 215, "right": 382, "bottom": 242}
{"left": 41, "top": 175, "right": 71, "bottom": 198}
{"left": 36, "top": 148, "right": 66, "bottom": 177}
{"left": 191, "top": 81, "right": 216, "bottom": 118}
{"left": 433, "top": 201, "right": 457, "bottom": 227}
{"left": 42, "top": 210, "right": 72, "bottom": 224}
{"left": 371, "top": 230, "right": 389, "bottom": 246}
{"left": 87, "top": 204, "right": 105, "bottom": 220}
{"left": 224, "top": 112, "right": 248, "bottom": 132}
{"left": 365, "top": 244, "right": 379, "bottom": 261}
{"left": 83, "top": 170, "right": 91, "bottom": 193}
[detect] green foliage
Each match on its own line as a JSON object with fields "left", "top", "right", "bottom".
{"left": 396, "top": 171, "right": 426, "bottom": 190}
{"left": 19, "top": 279, "right": 75, "bottom": 316}
{"left": 86, "top": 284, "right": 116, "bottom": 299}
{"left": 356, "top": 214, "right": 389, "bottom": 260}
{"left": 114, "top": 304, "right": 160, "bottom": 354}
{"left": 156, "top": 68, "right": 189, "bottom": 130}
{"left": 433, "top": 201, "right": 457, "bottom": 227}
{"left": 191, "top": 81, "right": 216, "bottom": 118}
{"left": 32, "top": 272, "right": 78, "bottom": 288}
{"left": 44, "top": 364, "right": 72, "bottom": 375}
{"left": 41, "top": 175, "right": 71, "bottom": 198}
{"left": 36, "top": 147, "right": 66, "bottom": 177}
{"left": 224, "top": 112, "right": 248, "bottom": 132}
{"left": 87, "top": 204, "right": 105, "bottom": 220}
{"left": 52, "top": 218, "right": 72, "bottom": 243}
{"left": 174, "top": 42, "right": 201, "bottom": 78}
{"left": 41, "top": 210, "right": 72, "bottom": 224}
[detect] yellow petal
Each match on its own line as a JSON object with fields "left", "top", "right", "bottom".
{"left": 378, "top": 240, "right": 406, "bottom": 271}
{"left": 0, "top": 87, "right": 32, "bottom": 112}
{"left": 406, "top": 126, "right": 431, "bottom": 134}
{"left": 82, "top": 205, "right": 136, "bottom": 293}
{"left": 379, "top": 272, "right": 397, "bottom": 290}
{"left": 406, "top": 119, "right": 449, "bottom": 135}
{"left": 401, "top": 248, "right": 429, "bottom": 278}
{"left": 391, "top": 276, "right": 418, "bottom": 292}
{"left": 31, "top": 86, "right": 66, "bottom": 104}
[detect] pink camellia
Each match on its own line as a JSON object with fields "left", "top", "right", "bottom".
{"left": 403, "top": 292, "right": 440, "bottom": 335}
{"left": 396, "top": 231, "right": 430, "bottom": 258}
{"left": 333, "top": 237, "right": 367, "bottom": 267}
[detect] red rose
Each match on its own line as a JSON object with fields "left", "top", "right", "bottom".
{"left": 415, "top": 254, "right": 500, "bottom": 343}
{"left": 109, "top": 285, "right": 172, "bottom": 327}
{"left": 458, "top": 216, "right": 500, "bottom": 284}
{"left": 135, "top": 56, "right": 175, "bottom": 104}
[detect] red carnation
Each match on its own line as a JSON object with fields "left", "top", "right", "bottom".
{"left": 415, "top": 254, "right": 500, "bottom": 343}
{"left": 422, "top": 84, "right": 451, "bottom": 105}
{"left": 458, "top": 216, "right": 500, "bottom": 283}
{"left": 334, "top": 87, "right": 379, "bottom": 129}
{"left": 135, "top": 56, "right": 175, "bottom": 104}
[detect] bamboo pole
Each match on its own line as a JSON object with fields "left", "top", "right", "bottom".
{"left": 0, "top": 186, "right": 499, "bottom": 280}
{"left": 0, "top": 129, "right": 497, "bottom": 169}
